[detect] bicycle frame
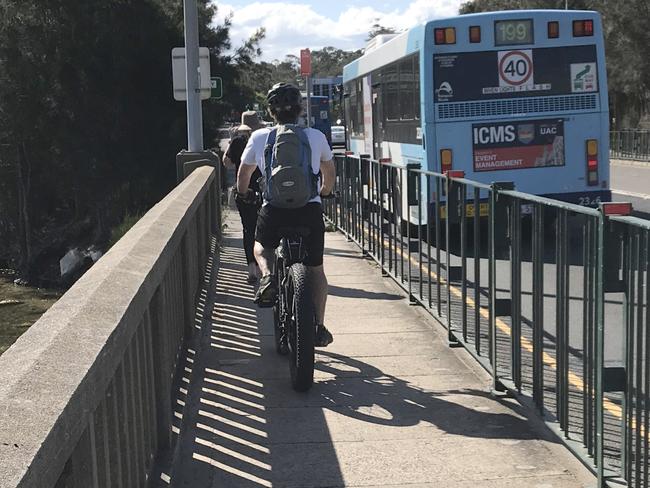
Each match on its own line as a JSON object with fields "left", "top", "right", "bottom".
{"left": 275, "top": 235, "right": 307, "bottom": 335}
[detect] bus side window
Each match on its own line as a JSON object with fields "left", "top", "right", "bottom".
{"left": 400, "top": 58, "right": 415, "bottom": 120}
{"left": 383, "top": 64, "right": 399, "bottom": 121}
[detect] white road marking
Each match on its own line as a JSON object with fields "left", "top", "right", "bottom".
{"left": 612, "top": 188, "right": 650, "bottom": 200}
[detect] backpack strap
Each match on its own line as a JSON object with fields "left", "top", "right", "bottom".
{"left": 263, "top": 128, "right": 278, "bottom": 199}
{"left": 294, "top": 127, "right": 319, "bottom": 199}
{"left": 264, "top": 128, "right": 277, "bottom": 174}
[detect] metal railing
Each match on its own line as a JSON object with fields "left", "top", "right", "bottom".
{"left": 0, "top": 166, "right": 220, "bottom": 487}
{"left": 323, "top": 154, "right": 650, "bottom": 488}
{"left": 611, "top": 130, "right": 650, "bottom": 161}
{"left": 605, "top": 214, "right": 650, "bottom": 487}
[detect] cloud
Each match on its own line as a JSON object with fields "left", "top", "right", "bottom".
{"left": 212, "top": 1, "right": 464, "bottom": 62}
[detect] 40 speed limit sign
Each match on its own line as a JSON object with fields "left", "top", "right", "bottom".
{"left": 498, "top": 50, "right": 533, "bottom": 87}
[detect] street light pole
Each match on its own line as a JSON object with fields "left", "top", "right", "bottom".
{"left": 183, "top": 0, "right": 203, "bottom": 151}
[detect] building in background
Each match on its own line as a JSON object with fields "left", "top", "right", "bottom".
{"left": 310, "top": 76, "right": 344, "bottom": 124}
{"left": 311, "top": 76, "right": 343, "bottom": 102}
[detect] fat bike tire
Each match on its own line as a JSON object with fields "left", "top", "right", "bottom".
{"left": 287, "top": 263, "right": 315, "bottom": 392}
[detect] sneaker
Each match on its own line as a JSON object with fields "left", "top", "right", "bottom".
{"left": 254, "top": 274, "right": 277, "bottom": 307}
{"left": 315, "top": 324, "right": 333, "bottom": 347}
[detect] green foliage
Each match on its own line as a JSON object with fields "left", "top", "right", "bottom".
{"left": 234, "top": 47, "right": 362, "bottom": 121}
{"left": 367, "top": 22, "right": 399, "bottom": 41}
{"left": 312, "top": 47, "right": 364, "bottom": 78}
{"left": 108, "top": 212, "right": 145, "bottom": 249}
{"left": 0, "top": 0, "right": 264, "bottom": 283}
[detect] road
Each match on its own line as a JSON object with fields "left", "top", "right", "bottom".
{"left": 610, "top": 158, "right": 650, "bottom": 216}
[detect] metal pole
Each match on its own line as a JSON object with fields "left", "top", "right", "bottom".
{"left": 183, "top": 0, "right": 203, "bottom": 151}
{"left": 306, "top": 75, "right": 312, "bottom": 128}
{"left": 595, "top": 208, "right": 606, "bottom": 487}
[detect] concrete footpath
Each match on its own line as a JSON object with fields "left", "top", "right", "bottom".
{"left": 162, "top": 210, "right": 594, "bottom": 488}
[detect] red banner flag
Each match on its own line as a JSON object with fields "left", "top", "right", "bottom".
{"left": 300, "top": 48, "right": 311, "bottom": 76}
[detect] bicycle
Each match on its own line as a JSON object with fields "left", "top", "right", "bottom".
{"left": 236, "top": 189, "right": 334, "bottom": 392}
{"left": 272, "top": 225, "right": 317, "bottom": 391}
{"left": 273, "top": 193, "right": 337, "bottom": 392}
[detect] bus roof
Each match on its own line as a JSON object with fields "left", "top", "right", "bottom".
{"left": 435, "top": 9, "right": 599, "bottom": 21}
{"left": 344, "top": 9, "right": 602, "bottom": 82}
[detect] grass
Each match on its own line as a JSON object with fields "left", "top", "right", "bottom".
{"left": 0, "top": 276, "right": 61, "bottom": 355}
{"left": 108, "top": 212, "right": 145, "bottom": 248}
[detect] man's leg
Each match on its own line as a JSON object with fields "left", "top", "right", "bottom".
{"left": 252, "top": 205, "right": 279, "bottom": 306}
{"left": 307, "top": 265, "right": 328, "bottom": 325}
{"left": 299, "top": 203, "right": 332, "bottom": 346}
{"left": 254, "top": 241, "right": 274, "bottom": 276}
{"left": 252, "top": 241, "right": 277, "bottom": 306}
{"left": 237, "top": 200, "right": 259, "bottom": 280}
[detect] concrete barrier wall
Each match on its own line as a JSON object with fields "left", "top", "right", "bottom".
{"left": 0, "top": 167, "right": 218, "bottom": 488}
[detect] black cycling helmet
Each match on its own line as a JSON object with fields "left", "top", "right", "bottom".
{"left": 266, "top": 82, "right": 301, "bottom": 113}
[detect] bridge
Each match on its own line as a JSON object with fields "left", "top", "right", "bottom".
{"left": 0, "top": 155, "right": 649, "bottom": 488}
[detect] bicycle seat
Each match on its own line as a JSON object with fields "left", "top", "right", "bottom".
{"left": 277, "top": 226, "right": 311, "bottom": 238}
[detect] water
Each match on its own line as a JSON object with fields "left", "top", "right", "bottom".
{"left": 0, "top": 275, "right": 61, "bottom": 356}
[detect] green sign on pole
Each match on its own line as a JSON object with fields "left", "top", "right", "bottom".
{"left": 210, "top": 77, "right": 223, "bottom": 100}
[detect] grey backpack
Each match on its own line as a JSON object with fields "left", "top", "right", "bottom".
{"left": 262, "top": 125, "right": 318, "bottom": 208}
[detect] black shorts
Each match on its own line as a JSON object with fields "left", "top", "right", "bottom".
{"left": 255, "top": 202, "right": 325, "bottom": 267}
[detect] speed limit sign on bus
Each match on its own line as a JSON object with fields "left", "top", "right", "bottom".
{"left": 498, "top": 50, "right": 533, "bottom": 87}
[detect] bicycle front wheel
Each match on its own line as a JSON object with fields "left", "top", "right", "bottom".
{"left": 287, "top": 263, "right": 315, "bottom": 391}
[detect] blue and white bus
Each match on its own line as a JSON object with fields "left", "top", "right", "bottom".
{"left": 343, "top": 10, "right": 610, "bottom": 221}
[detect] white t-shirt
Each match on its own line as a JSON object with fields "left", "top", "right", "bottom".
{"left": 241, "top": 126, "right": 333, "bottom": 204}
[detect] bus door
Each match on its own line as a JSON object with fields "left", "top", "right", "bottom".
{"left": 371, "top": 83, "right": 383, "bottom": 160}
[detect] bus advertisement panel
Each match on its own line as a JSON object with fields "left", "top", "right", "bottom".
{"left": 472, "top": 118, "right": 565, "bottom": 172}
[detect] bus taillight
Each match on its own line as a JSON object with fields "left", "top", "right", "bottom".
{"left": 440, "top": 149, "right": 453, "bottom": 173}
{"left": 586, "top": 139, "right": 598, "bottom": 186}
{"left": 435, "top": 27, "right": 456, "bottom": 45}
{"left": 548, "top": 21, "right": 559, "bottom": 38}
{"left": 573, "top": 19, "right": 594, "bottom": 37}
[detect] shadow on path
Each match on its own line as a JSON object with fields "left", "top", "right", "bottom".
{"left": 314, "top": 351, "right": 551, "bottom": 442}
{"left": 327, "top": 284, "right": 403, "bottom": 301}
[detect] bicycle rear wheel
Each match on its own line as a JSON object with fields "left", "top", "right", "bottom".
{"left": 287, "top": 263, "right": 315, "bottom": 391}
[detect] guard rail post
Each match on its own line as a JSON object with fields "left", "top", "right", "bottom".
{"left": 406, "top": 163, "right": 421, "bottom": 303}
{"left": 445, "top": 170, "right": 463, "bottom": 345}
{"left": 488, "top": 181, "right": 514, "bottom": 394}
{"left": 359, "top": 154, "right": 371, "bottom": 255}
{"left": 373, "top": 162, "right": 390, "bottom": 275}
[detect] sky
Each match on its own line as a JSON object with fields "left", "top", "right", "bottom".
{"left": 212, "top": 0, "right": 466, "bottom": 62}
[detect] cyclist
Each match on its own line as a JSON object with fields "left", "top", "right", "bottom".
{"left": 236, "top": 82, "right": 335, "bottom": 347}
{"left": 223, "top": 111, "right": 263, "bottom": 283}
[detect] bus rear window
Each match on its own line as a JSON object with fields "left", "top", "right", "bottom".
{"left": 433, "top": 45, "right": 598, "bottom": 103}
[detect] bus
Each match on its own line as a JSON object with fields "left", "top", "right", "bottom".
{"left": 343, "top": 10, "right": 610, "bottom": 222}
{"left": 299, "top": 95, "right": 333, "bottom": 146}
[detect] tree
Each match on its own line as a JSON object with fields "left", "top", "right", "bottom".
{"left": 311, "top": 47, "right": 363, "bottom": 77}
{"left": 601, "top": 0, "right": 650, "bottom": 127}
{"left": 0, "top": 0, "right": 249, "bottom": 283}
{"left": 367, "top": 22, "right": 398, "bottom": 41}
